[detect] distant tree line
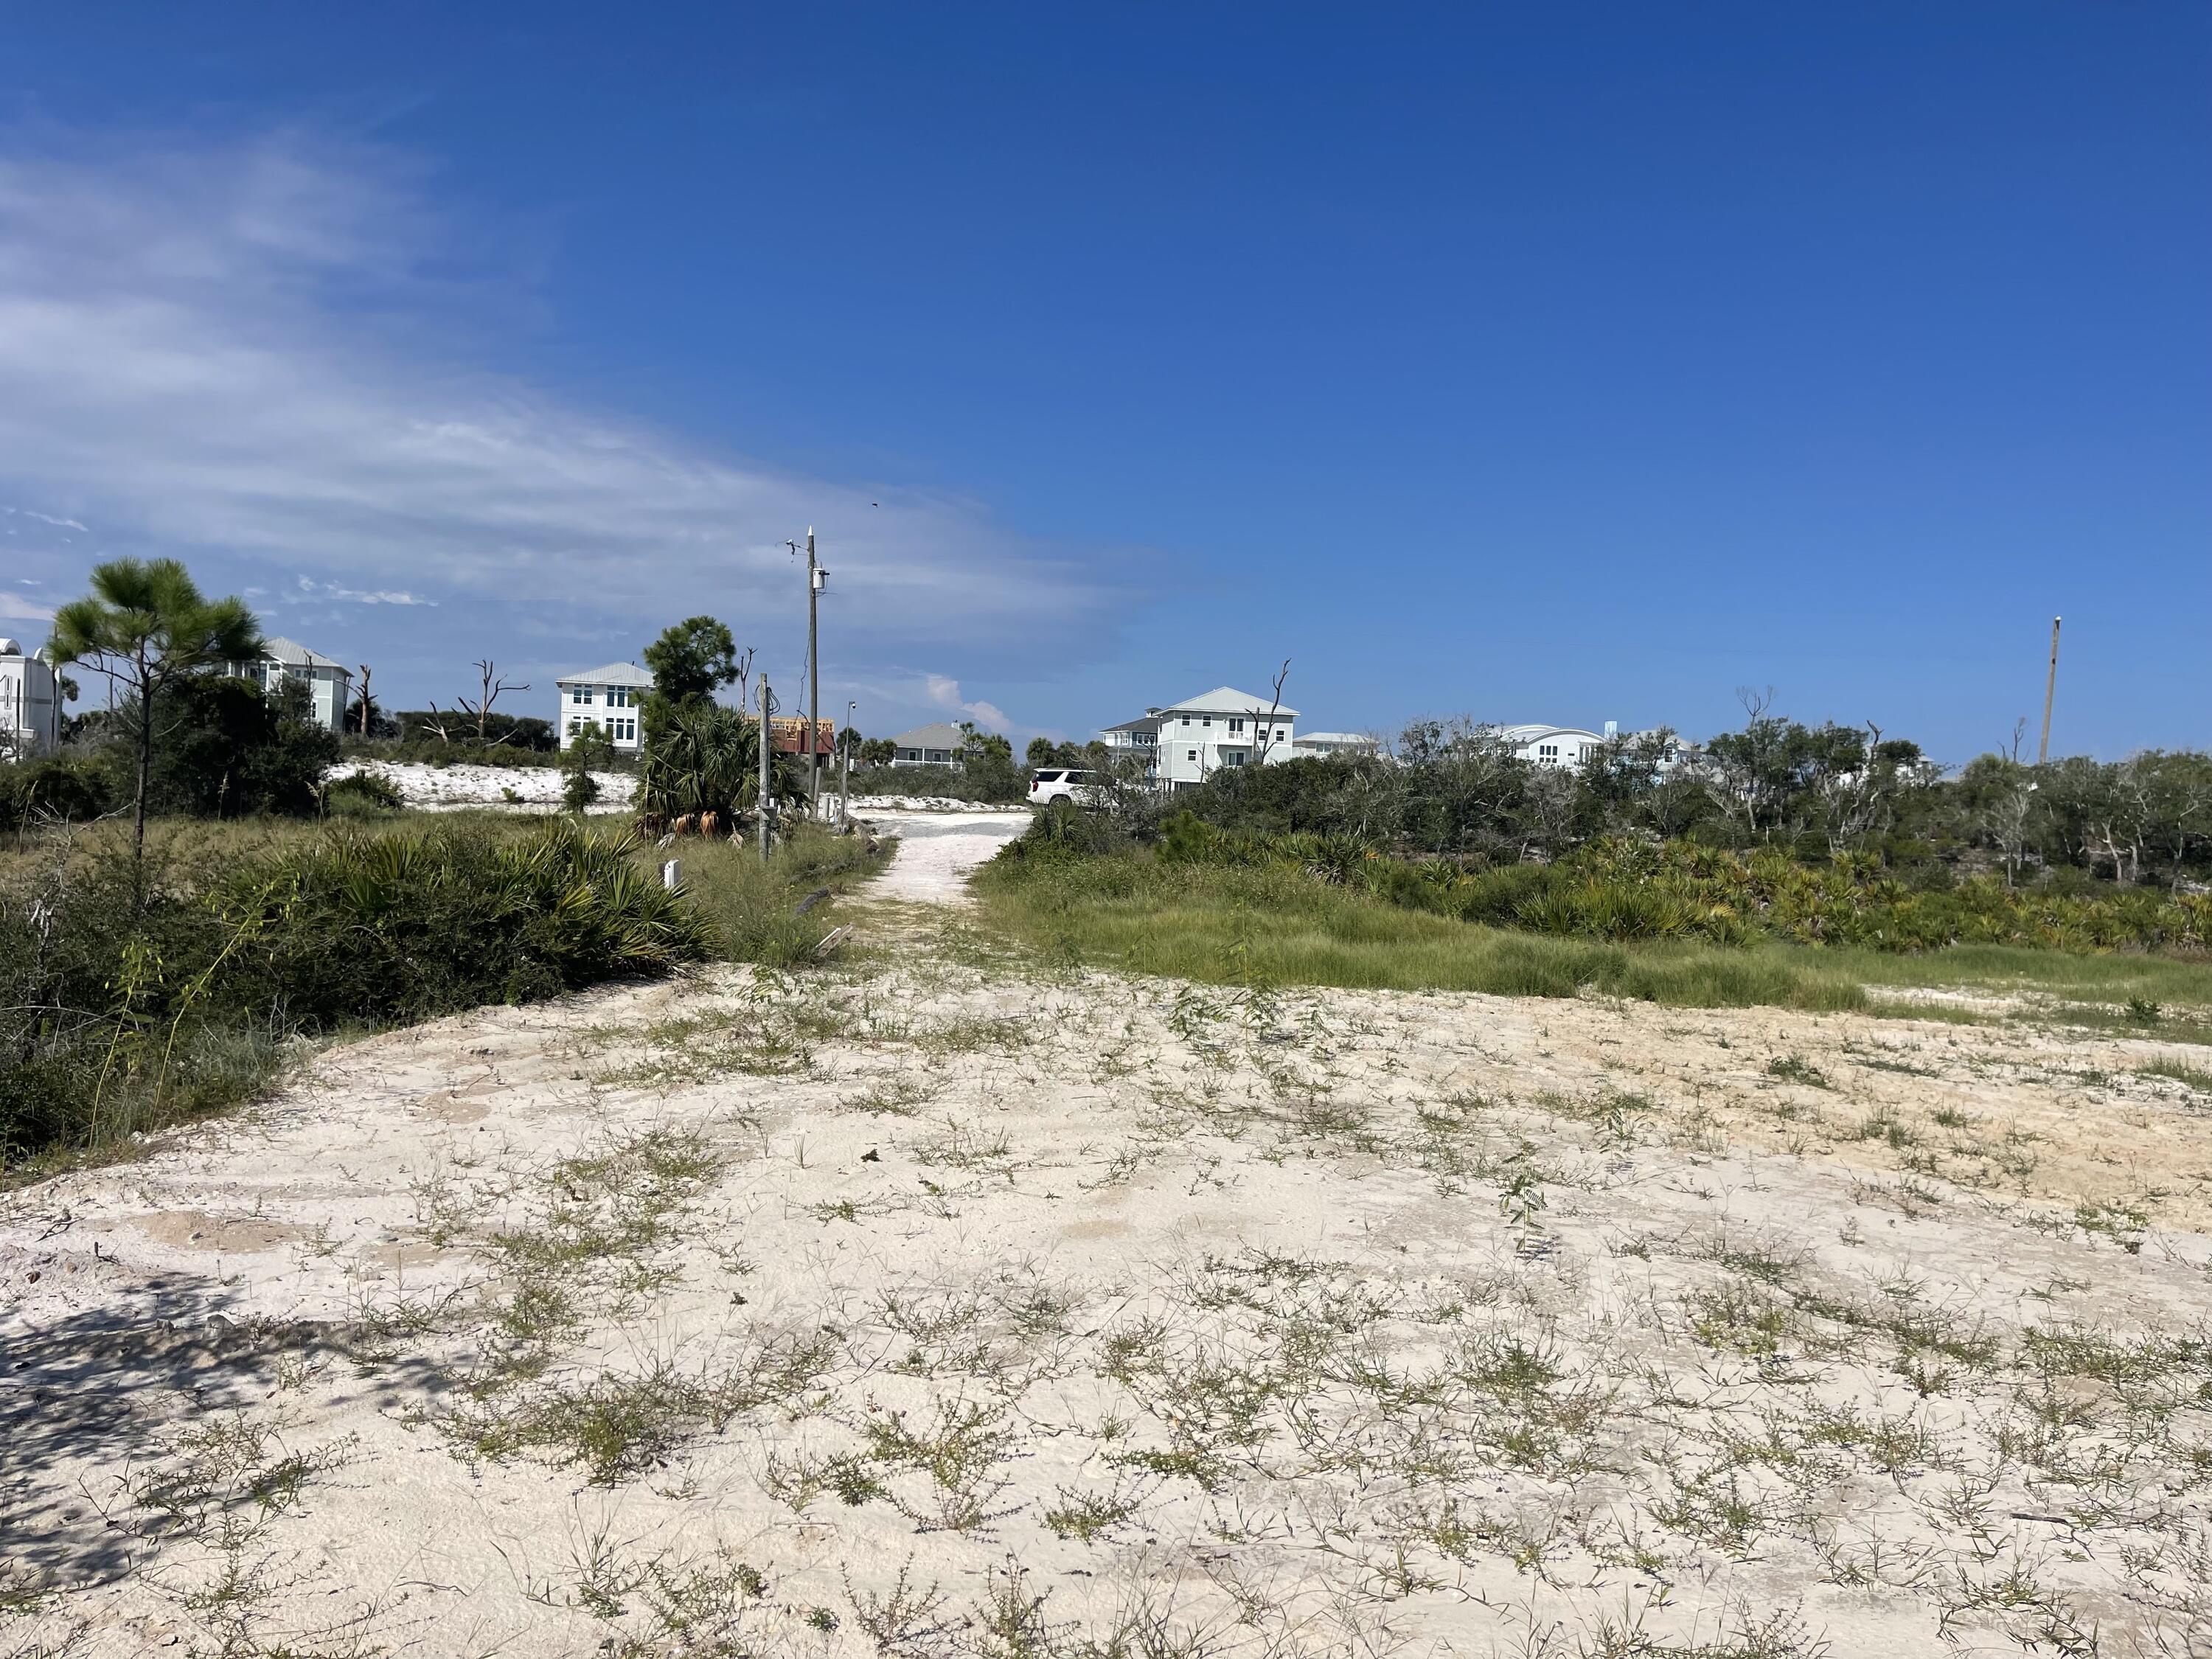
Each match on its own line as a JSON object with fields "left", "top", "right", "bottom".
{"left": 9, "top": 559, "right": 2202, "bottom": 894}
{"left": 1165, "top": 714, "right": 2212, "bottom": 890}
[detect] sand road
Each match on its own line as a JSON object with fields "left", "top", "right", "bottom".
{"left": 5, "top": 824, "right": 2212, "bottom": 1658}
{"left": 853, "top": 810, "right": 1030, "bottom": 903}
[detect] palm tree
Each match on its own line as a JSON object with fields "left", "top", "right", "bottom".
{"left": 49, "top": 557, "right": 263, "bottom": 872}
{"left": 639, "top": 698, "right": 804, "bottom": 823}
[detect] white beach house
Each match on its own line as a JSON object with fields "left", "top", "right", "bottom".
{"left": 1290, "top": 731, "right": 1380, "bottom": 758}
{"left": 1501, "top": 722, "right": 1685, "bottom": 769}
{"left": 1100, "top": 686, "right": 1300, "bottom": 790}
{"left": 556, "top": 661, "right": 653, "bottom": 753}
{"left": 0, "top": 637, "right": 63, "bottom": 758}
{"left": 1500, "top": 723, "right": 1609, "bottom": 768}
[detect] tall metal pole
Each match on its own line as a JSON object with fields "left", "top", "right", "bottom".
{"left": 2037, "top": 615, "right": 2062, "bottom": 765}
{"left": 807, "top": 526, "right": 822, "bottom": 811}
{"left": 757, "top": 672, "right": 773, "bottom": 863}
{"left": 842, "top": 698, "right": 856, "bottom": 829}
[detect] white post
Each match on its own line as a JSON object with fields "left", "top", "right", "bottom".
{"left": 841, "top": 698, "right": 855, "bottom": 829}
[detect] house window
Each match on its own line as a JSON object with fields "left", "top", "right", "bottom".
{"left": 571, "top": 688, "right": 594, "bottom": 706}
{"left": 1180, "top": 716, "right": 1191, "bottom": 727}
{"left": 567, "top": 717, "right": 582, "bottom": 735}
{"left": 1187, "top": 749, "right": 1197, "bottom": 761}
{"left": 1538, "top": 744, "right": 1558, "bottom": 759}
{"left": 1228, "top": 718, "right": 1244, "bottom": 734}
{"left": 608, "top": 689, "right": 630, "bottom": 709}
{"left": 1201, "top": 717, "right": 1211, "bottom": 727}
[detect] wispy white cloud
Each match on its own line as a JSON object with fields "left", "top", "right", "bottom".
{"left": 0, "top": 131, "right": 1113, "bottom": 670}
{"left": 296, "top": 574, "right": 433, "bottom": 606}
{"left": 0, "top": 592, "right": 55, "bottom": 623}
{"left": 3, "top": 506, "right": 88, "bottom": 532}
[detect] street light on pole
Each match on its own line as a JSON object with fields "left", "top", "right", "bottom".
{"left": 788, "top": 528, "right": 830, "bottom": 815}
{"left": 808, "top": 529, "right": 825, "bottom": 812}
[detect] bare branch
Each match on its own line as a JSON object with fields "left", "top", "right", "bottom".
{"left": 456, "top": 658, "right": 530, "bottom": 746}
{"left": 1251, "top": 658, "right": 1293, "bottom": 767}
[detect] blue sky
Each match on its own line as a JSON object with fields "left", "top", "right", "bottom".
{"left": 1, "top": 4, "right": 2205, "bottom": 759}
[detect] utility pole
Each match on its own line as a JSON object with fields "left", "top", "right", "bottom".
{"left": 757, "top": 672, "right": 773, "bottom": 863}
{"left": 2037, "top": 616, "right": 2062, "bottom": 765}
{"left": 842, "top": 698, "right": 856, "bottom": 830}
{"left": 807, "top": 526, "right": 824, "bottom": 811}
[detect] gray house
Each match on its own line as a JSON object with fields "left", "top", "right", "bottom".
{"left": 889, "top": 722, "right": 967, "bottom": 768}
{"left": 230, "top": 636, "right": 352, "bottom": 733}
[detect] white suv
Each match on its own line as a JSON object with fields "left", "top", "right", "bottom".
{"left": 1028, "top": 768, "right": 1100, "bottom": 807}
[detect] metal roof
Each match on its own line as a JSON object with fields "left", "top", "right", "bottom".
{"left": 1499, "top": 724, "right": 1604, "bottom": 745}
{"left": 1156, "top": 686, "right": 1301, "bottom": 718}
{"left": 261, "top": 636, "right": 347, "bottom": 672}
{"left": 891, "top": 721, "right": 969, "bottom": 749}
{"left": 557, "top": 661, "right": 657, "bottom": 688}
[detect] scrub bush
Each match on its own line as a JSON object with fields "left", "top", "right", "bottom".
{"left": 1, "top": 820, "right": 710, "bottom": 1169}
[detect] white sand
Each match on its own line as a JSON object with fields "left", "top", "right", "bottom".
{"left": 834, "top": 795, "right": 1030, "bottom": 815}
{"left": 327, "top": 765, "right": 1028, "bottom": 821}
{"left": 855, "top": 810, "right": 1029, "bottom": 903}
{"left": 6, "top": 846, "right": 2211, "bottom": 1657}
{"left": 328, "top": 759, "right": 636, "bottom": 813}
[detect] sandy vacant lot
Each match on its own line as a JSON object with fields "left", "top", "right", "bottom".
{"left": 4, "top": 822, "right": 2211, "bottom": 1658}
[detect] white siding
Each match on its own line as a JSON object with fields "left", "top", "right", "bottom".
{"left": 1148, "top": 709, "right": 1295, "bottom": 789}
{"left": 0, "top": 653, "right": 62, "bottom": 757}
{"left": 559, "top": 684, "right": 645, "bottom": 751}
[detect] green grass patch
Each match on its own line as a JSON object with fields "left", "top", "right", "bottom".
{"left": 975, "top": 848, "right": 2212, "bottom": 1020}
{"left": 2140, "top": 1057, "right": 2212, "bottom": 1093}
{"left": 974, "top": 854, "right": 1868, "bottom": 1009}
{"left": 1833, "top": 942, "right": 2212, "bottom": 1009}
{"left": 1859, "top": 998, "right": 1992, "bottom": 1026}
{"left": 678, "top": 825, "right": 889, "bottom": 967}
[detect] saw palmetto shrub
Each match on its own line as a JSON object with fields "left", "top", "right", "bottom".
{"left": 1, "top": 820, "right": 710, "bottom": 1169}
{"left": 218, "top": 820, "right": 711, "bottom": 1023}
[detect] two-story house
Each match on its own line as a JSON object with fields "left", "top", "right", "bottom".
{"left": 1100, "top": 686, "right": 1300, "bottom": 790}
{"left": 0, "top": 637, "right": 63, "bottom": 758}
{"left": 555, "top": 661, "right": 653, "bottom": 752}
{"left": 229, "top": 637, "right": 353, "bottom": 733}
